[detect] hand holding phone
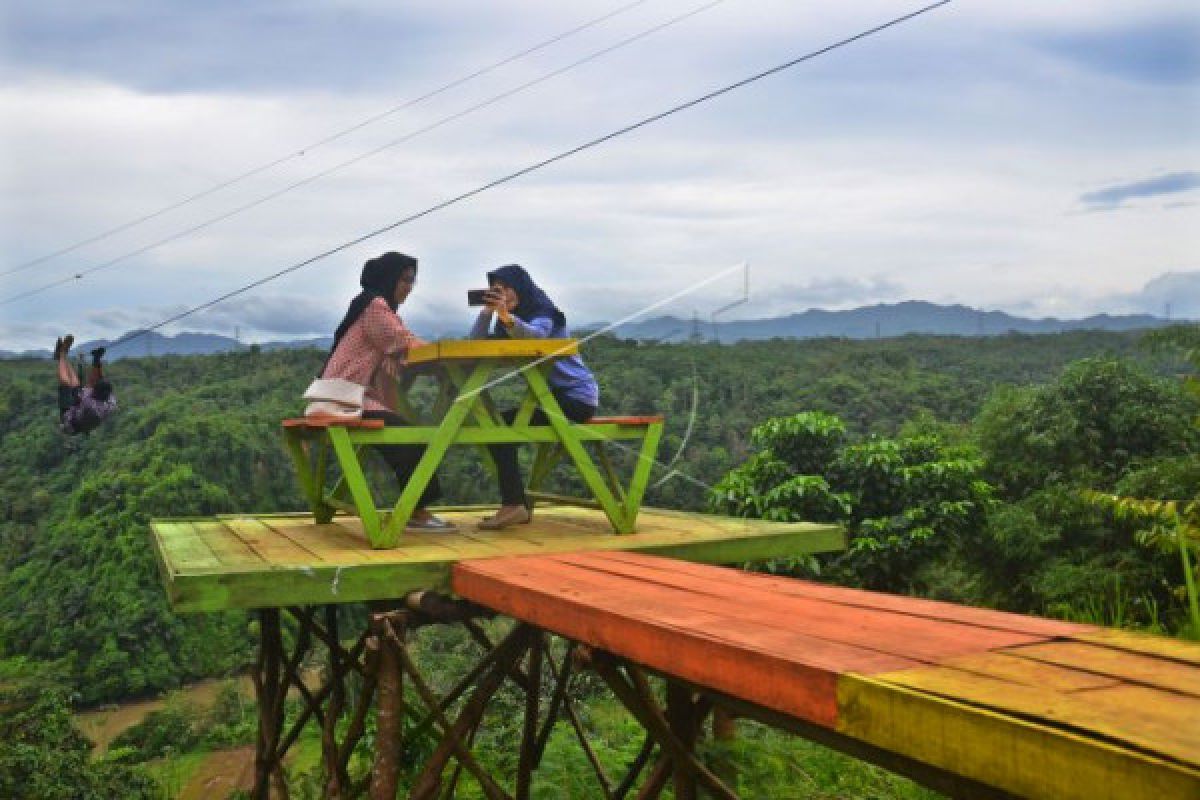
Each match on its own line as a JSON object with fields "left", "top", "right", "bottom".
{"left": 467, "top": 288, "right": 490, "bottom": 306}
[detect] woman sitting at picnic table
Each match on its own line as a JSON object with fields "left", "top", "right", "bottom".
{"left": 469, "top": 264, "right": 598, "bottom": 530}
{"left": 314, "top": 251, "right": 456, "bottom": 532}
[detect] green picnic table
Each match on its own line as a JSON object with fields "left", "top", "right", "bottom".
{"left": 283, "top": 338, "right": 664, "bottom": 548}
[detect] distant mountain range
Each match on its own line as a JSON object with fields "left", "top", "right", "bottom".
{"left": 607, "top": 302, "right": 1179, "bottom": 342}
{"left": 0, "top": 331, "right": 335, "bottom": 361}
{"left": 0, "top": 302, "right": 1183, "bottom": 359}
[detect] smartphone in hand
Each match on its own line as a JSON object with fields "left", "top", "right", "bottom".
{"left": 467, "top": 288, "right": 490, "bottom": 306}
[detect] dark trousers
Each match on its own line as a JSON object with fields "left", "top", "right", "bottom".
{"left": 489, "top": 391, "right": 596, "bottom": 506}
{"left": 362, "top": 410, "right": 442, "bottom": 509}
{"left": 57, "top": 385, "right": 81, "bottom": 416}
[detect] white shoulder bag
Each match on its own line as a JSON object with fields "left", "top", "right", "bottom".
{"left": 302, "top": 378, "right": 366, "bottom": 420}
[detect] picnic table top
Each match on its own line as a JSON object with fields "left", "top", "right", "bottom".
{"left": 150, "top": 505, "right": 843, "bottom": 612}
{"left": 405, "top": 338, "right": 579, "bottom": 365}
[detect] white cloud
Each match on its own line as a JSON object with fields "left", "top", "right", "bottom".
{"left": 1, "top": 0, "right": 1197, "bottom": 348}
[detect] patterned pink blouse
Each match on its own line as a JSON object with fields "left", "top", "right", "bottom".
{"left": 320, "top": 297, "right": 427, "bottom": 412}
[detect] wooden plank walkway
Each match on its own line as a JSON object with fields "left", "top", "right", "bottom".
{"left": 150, "top": 506, "right": 843, "bottom": 612}
{"left": 453, "top": 551, "right": 1200, "bottom": 800}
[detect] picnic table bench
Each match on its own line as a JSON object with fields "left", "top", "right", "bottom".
{"left": 283, "top": 338, "right": 664, "bottom": 548}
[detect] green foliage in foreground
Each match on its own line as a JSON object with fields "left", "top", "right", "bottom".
{"left": 971, "top": 358, "right": 1198, "bottom": 628}
{"left": 710, "top": 354, "right": 1200, "bottom": 634}
{"left": 0, "top": 689, "right": 157, "bottom": 800}
{"left": 712, "top": 411, "right": 992, "bottom": 593}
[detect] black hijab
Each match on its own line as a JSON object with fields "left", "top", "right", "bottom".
{"left": 324, "top": 252, "right": 417, "bottom": 371}
{"left": 487, "top": 264, "right": 565, "bottom": 337}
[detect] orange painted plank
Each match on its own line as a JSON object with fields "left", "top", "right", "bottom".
{"left": 457, "top": 557, "right": 918, "bottom": 675}
{"left": 1003, "top": 641, "right": 1200, "bottom": 699}
{"left": 588, "top": 415, "right": 664, "bottom": 425}
{"left": 543, "top": 553, "right": 1049, "bottom": 663}
{"left": 453, "top": 562, "right": 848, "bottom": 725}
{"left": 592, "top": 550, "right": 1087, "bottom": 638}
{"left": 282, "top": 417, "right": 385, "bottom": 429}
{"left": 877, "top": 667, "right": 1200, "bottom": 767}
{"left": 454, "top": 560, "right": 920, "bottom": 726}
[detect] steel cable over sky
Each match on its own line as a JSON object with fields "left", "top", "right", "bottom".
{"left": 93, "top": 0, "right": 952, "bottom": 354}
{"left": 1, "top": 0, "right": 727, "bottom": 307}
{"left": 1, "top": 0, "right": 651, "bottom": 278}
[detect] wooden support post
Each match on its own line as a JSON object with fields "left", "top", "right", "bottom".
{"left": 533, "top": 642, "right": 573, "bottom": 767}
{"left": 253, "top": 609, "right": 290, "bottom": 800}
{"left": 667, "top": 682, "right": 699, "bottom": 800}
{"left": 563, "top": 695, "right": 616, "bottom": 799}
{"left": 614, "top": 734, "right": 656, "bottom": 800}
{"left": 634, "top": 755, "right": 672, "bottom": 800}
{"left": 337, "top": 635, "right": 379, "bottom": 782}
{"left": 592, "top": 657, "right": 735, "bottom": 800}
{"left": 275, "top": 633, "right": 368, "bottom": 761}
{"left": 711, "top": 706, "right": 738, "bottom": 791}
{"left": 516, "top": 631, "right": 543, "bottom": 800}
{"left": 399, "top": 624, "right": 521, "bottom": 800}
{"left": 322, "top": 606, "right": 348, "bottom": 799}
{"left": 369, "top": 612, "right": 406, "bottom": 800}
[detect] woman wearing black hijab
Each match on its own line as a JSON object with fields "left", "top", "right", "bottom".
{"left": 318, "top": 251, "right": 455, "bottom": 532}
{"left": 468, "top": 264, "right": 598, "bottom": 529}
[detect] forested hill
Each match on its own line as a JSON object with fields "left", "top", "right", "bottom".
{"left": 0, "top": 329, "right": 1188, "bottom": 704}
{"left": 0, "top": 302, "right": 1176, "bottom": 359}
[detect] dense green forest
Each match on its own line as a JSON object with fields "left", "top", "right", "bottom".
{"left": 1, "top": 328, "right": 1197, "bottom": 797}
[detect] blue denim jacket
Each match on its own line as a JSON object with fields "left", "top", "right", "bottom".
{"left": 469, "top": 312, "right": 599, "bottom": 408}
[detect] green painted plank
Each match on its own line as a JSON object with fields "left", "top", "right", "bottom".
{"left": 156, "top": 515, "right": 844, "bottom": 612}
{"left": 153, "top": 521, "right": 221, "bottom": 573}
{"left": 169, "top": 560, "right": 454, "bottom": 612}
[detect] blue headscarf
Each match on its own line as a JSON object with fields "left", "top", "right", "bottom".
{"left": 487, "top": 264, "right": 566, "bottom": 336}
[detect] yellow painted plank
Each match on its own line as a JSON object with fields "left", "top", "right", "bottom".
{"left": 873, "top": 665, "right": 1200, "bottom": 767}
{"left": 221, "top": 517, "right": 320, "bottom": 566}
{"left": 264, "top": 523, "right": 398, "bottom": 564}
{"left": 1005, "top": 640, "right": 1200, "bottom": 698}
{"left": 837, "top": 673, "right": 1200, "bottom": 800}
{"left": 935, "top": 651, "right": 1118, "bottom": 692}
{"left": 190, "top": 521, "right": 263, "bottom": 567}
{"left": 406, "top": 338, "right": 578, "bottom": 364}
{"left": 1075, "top": 628, "right": 1200, "bottom": 668}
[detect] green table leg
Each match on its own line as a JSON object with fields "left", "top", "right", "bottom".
{"left": 527, "top": 443, "right": 565, "bottom": 492}
{"left": 378, "top": 362, "right": 491, "bottom": 547}
{"left": 620, "top": 420, "right": 663, "bottom": 529}
{"left": 327, "top": 427, "right": 381, "bottom": 542}
{"left": 523, "top": 367, "right": 631, "bottom": 532}
{"left": 284, "top": 429, "right": 328, "bottom": 521}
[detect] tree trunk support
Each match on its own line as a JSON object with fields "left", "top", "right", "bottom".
{"left": 248, "top": 602, "right": 751, "bottom": 799}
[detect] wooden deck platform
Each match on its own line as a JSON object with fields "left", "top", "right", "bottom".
{"left": 454, "top": 551, "right": 1200, "bottom": 800}
{"left": 150, "top": 506, "right": 843, "bottom": 612}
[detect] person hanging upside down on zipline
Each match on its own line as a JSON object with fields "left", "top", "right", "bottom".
{"left": 54, "top": 334, "right": 117, "bottom": 436}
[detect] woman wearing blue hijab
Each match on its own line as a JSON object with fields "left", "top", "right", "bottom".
{"left": 469, "top": 265, "right": 599, "bottom": 529}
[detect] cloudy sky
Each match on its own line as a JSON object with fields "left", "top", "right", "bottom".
{"left": 1, "top": 0, "right": 1198, "bottom": 350}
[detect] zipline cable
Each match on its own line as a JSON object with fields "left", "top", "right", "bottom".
{"left": 95, "top": 0, "right": 952, "bottom": 354}
{"left": 2, "top": 0, "right": 726, "bottom": 307}
{"left": 1, "top": 0, "right": 652, "bottom": 278}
